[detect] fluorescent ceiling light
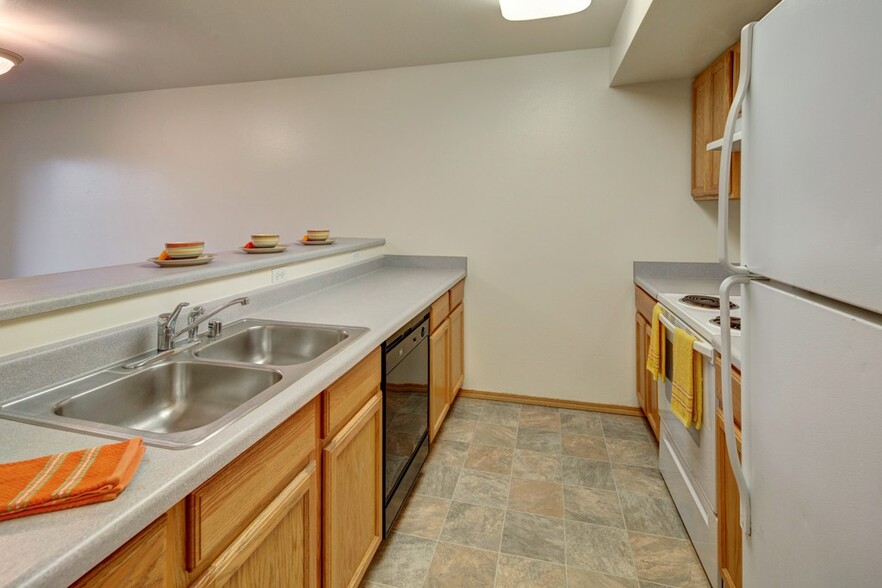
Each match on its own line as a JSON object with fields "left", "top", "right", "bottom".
{"left": 0, "top": 49, "right": 23, "bottom": 75}
{"left": 500, "top": 0, "right": 592, "bottom": 21}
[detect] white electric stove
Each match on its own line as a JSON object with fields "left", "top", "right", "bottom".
{"left": 650, "top": 292, "right": 742, "bottom": 588}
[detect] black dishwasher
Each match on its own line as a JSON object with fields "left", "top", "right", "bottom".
{"left": 382, "top": 311, "right": 430, "bottom": 535}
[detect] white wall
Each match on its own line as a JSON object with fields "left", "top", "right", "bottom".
{"left": 0, "top": 48, "right": 734, "bottom": 406}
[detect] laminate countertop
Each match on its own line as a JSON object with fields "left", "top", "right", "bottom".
{"left": 0, "top": 257, "right": 465, "bottom": 588}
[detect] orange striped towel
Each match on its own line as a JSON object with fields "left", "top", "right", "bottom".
{"left": 0, "top": 438, "right": 145, "bottom": 522}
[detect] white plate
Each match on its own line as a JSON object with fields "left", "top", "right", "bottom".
{"left": 240, "top": 245, "right": 289, "bottom": 254}
{"left": 298, "top": 238, "right": 335, "bottom": 246}
{"left": 149, "top": 254, "right": 214, "bottom": 267}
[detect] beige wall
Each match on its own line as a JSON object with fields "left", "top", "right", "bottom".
{"left": 0, "top": 48, "right": 736, "bottom": 406}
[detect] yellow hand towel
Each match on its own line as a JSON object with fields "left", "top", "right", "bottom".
{"left": 646, "top": 304, "right": 666, "bottom": 382}
{"left": 671, "top": 327, "right": 703, "bottom": 430}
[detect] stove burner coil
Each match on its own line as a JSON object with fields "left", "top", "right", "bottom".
{"left": 680, "top": 295, "right": 739, "bottom": 310}
{"left": 711, "top": 316, "right": 741, "bottom": 330}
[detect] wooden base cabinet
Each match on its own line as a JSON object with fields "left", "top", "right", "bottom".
{"left": 716, "top": 358, "right": 743, "bottom": 588}
{"left": 429, "top": 317, "right": 451, "bottom": 441}
{"left": 635, "top": 312, "right": 660, "bottom": 439}
{"left": 428, "top": 280, "right": 465, "bottom": 441}
{"left": 322, "top": 393, "right": 383, "bottom": 588}
{"left": 449, "top": 303, "right": 464, "bottom": 399}
{"left": 72, "top": 514, "right": 169, "bottom": 588}
{"left": 634, "top": 286, "right": 660, "bottom": 440}
{"left": 192, "top": 462, "right": 319, "bottom": 588}
{"left": 71, "top": 343, "right": 390, "bottom": 588}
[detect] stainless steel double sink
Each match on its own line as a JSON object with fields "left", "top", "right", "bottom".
{"left": 0, "top": 319, "right": 369, "bottom": 448}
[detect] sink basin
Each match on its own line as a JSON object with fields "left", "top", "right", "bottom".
{"left": 194, "top": 320, "right": 355, "bottom": 366}
{"left": 0, "top": 319, "right": 368, "bottom": 448}
{"left": 55, "top": 361, "right": 281, "bottom": 434}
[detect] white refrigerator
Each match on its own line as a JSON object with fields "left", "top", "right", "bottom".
{"left": 716, "top": 1, "right": 882, "bottom": 586}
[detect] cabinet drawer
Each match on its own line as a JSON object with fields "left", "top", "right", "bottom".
{"left": 715, "top": 356, "right": 742, "bottom": 430}
{"left": 323, "top": 348, "right": 381, "bottom": 441}
{"left": 430, "top": 293, "right": 450, "bottom": 333}
{"left": 449, "top": 280, "right": 465, "bottom": 310}
{"left": 186, "top": 399, "right": 317, "bottom": 572}
{"left": 635, "top": 286, "right": 657, "bottom": 322}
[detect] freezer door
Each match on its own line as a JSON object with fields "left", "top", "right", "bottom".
{"left": 742, "top": 281, "right": 882, "bottom": 586}
{"left": 741, "top": 0, "right": 882, "bottom": 313}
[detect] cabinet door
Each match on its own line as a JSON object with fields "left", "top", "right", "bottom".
{"left": 634, "top": 312, "right": 648, "bottom": 412}
{"left": 72, "top": 515, "right": 168, "bottom": 588}
{"left": 642, "top": 319, "right": 660, "bottom": 440}
{"left": 692, "top": 68, "right": 713, "bottom": 198}
{"left": 708, "top": 51, "right": 732, "bottom": 196}
{"left": 693, "top": 48, "right": 738, "bottom": 201}
{"left": 449, "top": 304, "right": 464, "bottom": 400}
{"left": 192, "top": 462, "right": 319, "bottom": 588}
{"left": 429, "top": 318, "right": 451, "bottom": 441}
{"left": 716, "top": 408, "right": 742, "bottom": 588}
{"left": 186, "top": 399, "right": 316, "bottom": 572}
{"left": 323, "top": 393, "right": 383, "bottom": 588}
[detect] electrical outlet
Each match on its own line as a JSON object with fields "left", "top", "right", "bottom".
{"left": 271, "top": 268, "right": 289, "bottom": 284}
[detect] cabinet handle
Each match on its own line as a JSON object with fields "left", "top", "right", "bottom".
{"left": 718, "top": 22, "right": 755, "bottom": 275}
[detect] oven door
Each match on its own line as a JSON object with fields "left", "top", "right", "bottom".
{"left": 656, "top": 312, "right": 718, "bottom": 586}
{"left": 656, "top": 313, "right": 717, "bottom": 511}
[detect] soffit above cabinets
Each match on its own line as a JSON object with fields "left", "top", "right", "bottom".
{"left": 0, "top": 0, "right": 626, "bottom": 103}
{"left": 610, "top": 0, "right": 781, "bottom": 86}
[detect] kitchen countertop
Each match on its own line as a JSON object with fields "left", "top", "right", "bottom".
{"left": 0, "top": 237, "right": 385, "bottom": 322}
{"left": 633, "top": 261, "right": 742, "bottom": 368}
{"left": 0, "top": 259, "right": 465, "bottom": 588}
{"left": 633, "top": 261, "right": 732, "bottom": 299}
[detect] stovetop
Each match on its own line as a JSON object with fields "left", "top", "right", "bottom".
{"left": 657, "top": 292, "right": 742, "bottom": 343}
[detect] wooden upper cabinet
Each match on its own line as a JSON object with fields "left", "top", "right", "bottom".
{"left": 72, "top": 515, "right": 168, "bottom": 588}
{"left": 693, "top": 43, "right": 740, "bottom": 201}
{"left": 322, "top": 393, "right": 383, "bottom": 588}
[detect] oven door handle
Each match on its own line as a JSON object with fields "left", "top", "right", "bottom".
{"left": 657, "top": 313, "right": 714, "bottom": 359}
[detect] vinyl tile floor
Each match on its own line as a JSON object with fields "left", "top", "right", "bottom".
{"left": 363, "top": 397, "right": 711, "bottom": 588}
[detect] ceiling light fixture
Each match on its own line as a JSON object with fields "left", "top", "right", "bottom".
{"left": 499, "top": 0, "right": 592, "bottom": 21}
{"left": 0, "top": 48, "right": 23, "bottom": 75}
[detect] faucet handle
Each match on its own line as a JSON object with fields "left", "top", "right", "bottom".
{"left": 188, "top": 305, "right": 205, "bottom": 323}
{"left": 163, "top": 302, "right": 190, "bottom": 328}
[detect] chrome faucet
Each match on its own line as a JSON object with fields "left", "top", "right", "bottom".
{"left": 157, "top": 297, "right": 249, "bottom": 351}
{"left": 157, "top": 302, "right": 190, "bottom": 352}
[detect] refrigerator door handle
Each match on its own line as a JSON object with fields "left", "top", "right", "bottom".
{"left": 718, "top": 22, "right": 756, "bottom": 275}
{"left": 720, "top": 275, "right": 763, "bottom": 535}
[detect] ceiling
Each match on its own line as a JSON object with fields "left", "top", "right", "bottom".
{"left": 0, "top": 0, "right": 627, "bottom": 103}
